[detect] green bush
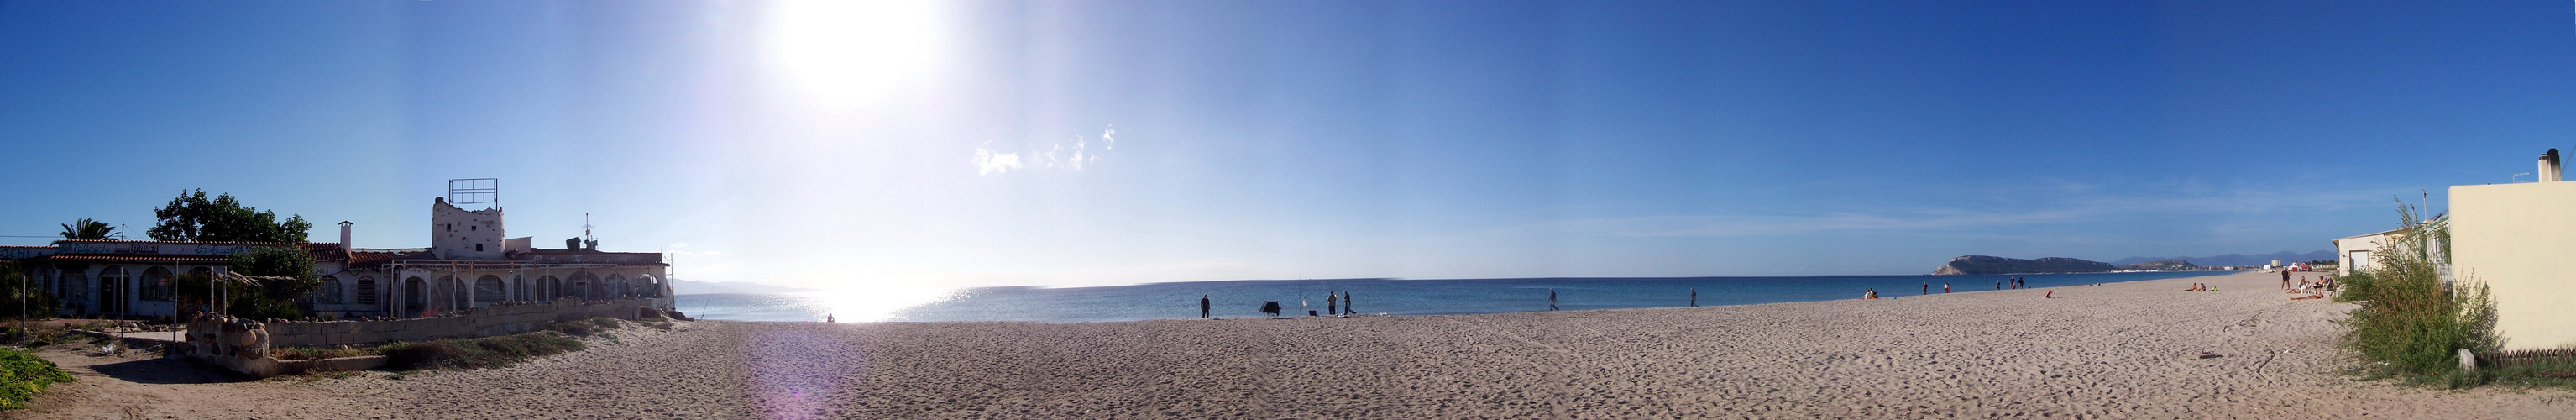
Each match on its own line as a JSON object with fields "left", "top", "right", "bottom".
{"left": 0, "top": 347, "right": 72, "bottom": 410}
{"left": 2338, "top": 201, "right": 2501, "bottom": 386}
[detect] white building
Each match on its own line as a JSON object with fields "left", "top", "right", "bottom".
{"left": 2447, "top": 149, "right": 2576, "bottom": 350}
{"left": 8, "top": 186, "right": 673, "bottom": 320}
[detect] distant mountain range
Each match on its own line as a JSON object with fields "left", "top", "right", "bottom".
{"left": 672, "top": 278, "right": 819, "bottom": 295}
{"left": 1931, "top": 255, "right": 2200, "bottom": 276}
{"left": 2108, "top": 250, "right": 2334, "bottom": 267}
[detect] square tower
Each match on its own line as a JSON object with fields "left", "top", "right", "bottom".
{"left": 432, "top": 179, "right": 505, "bottom": 260}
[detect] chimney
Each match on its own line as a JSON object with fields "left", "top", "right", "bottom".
{"left": 338, "top": 221, "right": 353, "bottom": 249}
{"left": 2546, "top": 149, "right": 2564, "bottom": 182}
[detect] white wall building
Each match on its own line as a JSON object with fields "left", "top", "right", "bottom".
{"left": 8, "top": 190, "right": 673, "bottom": 320}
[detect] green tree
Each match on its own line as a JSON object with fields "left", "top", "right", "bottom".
{"left": 55, "top": 218, "right": 115, "bottom": 240}
{"left": 177, "top": 247, "right": 320, "bottom": 319}
{"left": 0, "top": 263, "right": 54, "bottom": 322}
{"left": 145, "top": 190, "right": 312, "bottom": 243}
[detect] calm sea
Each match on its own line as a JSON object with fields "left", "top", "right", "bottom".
{"left": 675, "top": 271, "right": 2234, "bottom": 323}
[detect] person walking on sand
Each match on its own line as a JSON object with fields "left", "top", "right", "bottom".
{"left": 1549, "top": 288, "right": 1559, "bottom": 311}
{"left": 2280, "top": 270, "right": 2291, "bottom": 291}
{"left": 1201, "top": 295, "right": 1211, "bottom": 318}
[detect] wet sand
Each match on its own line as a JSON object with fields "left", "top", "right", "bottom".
{"left": 24, "top": 270, "right": 2576, "bottom": 418}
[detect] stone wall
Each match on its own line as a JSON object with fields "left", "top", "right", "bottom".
{"left": 180, "top": 297, "right": 657, "bottom": 377}
{"left": 237, "top": 297, "right": 656, "bottom": 349}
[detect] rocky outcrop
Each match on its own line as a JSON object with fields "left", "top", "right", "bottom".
{"left": 2114, "top": 260, "right": 2198, "bottom": 271}
{"left": 1931, "top": 255, "right": 2118, "bottom": 276}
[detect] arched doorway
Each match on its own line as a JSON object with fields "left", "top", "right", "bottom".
{"left": 605, "top": 275, "right": 629, "bottom": 298}
{"left": 98, "top": 267, "right": 129, "bottom": 316}
{"left": 434, "top": 276, "right": 463, "bottom": 312}
{"left": 474, "top": 276, "right": 506, "bottom": 304}
{"left": 568, "top": 272, "right": 599, "bottom": 301}
{"left": 403, "top": 276, "right": 427, "bottom": 316}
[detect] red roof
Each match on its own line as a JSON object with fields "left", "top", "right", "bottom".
{"left": 37, "top": 254, "right": 233, "bottom": 264}
{"left": 51, "top": 239, "right": 309, "bottom": 246}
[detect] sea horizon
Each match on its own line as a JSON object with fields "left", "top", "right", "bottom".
{"left": 677, "top": 270, "right": 2243, "bottom": 323}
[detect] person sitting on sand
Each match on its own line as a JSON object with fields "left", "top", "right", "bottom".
{"left": 2044, "top": 291, "right": 2053, "bottom": 298}
{"left": 1864, "top": 288, "right": 1877, "bottom": 299}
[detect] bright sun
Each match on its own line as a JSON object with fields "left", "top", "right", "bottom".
{"left": 762, "top": 0, "right": 947, "bottom": 108}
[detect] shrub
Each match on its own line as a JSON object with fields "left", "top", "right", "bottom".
{"left": 0, "top": 347, "right": 72, "bottom": 410}
{"left": 382, "top": 331, "right": 584, "bottom": 370}
{"left": 549, "top": 321, "right": 596, "bottom": 337}
{"left": 2338, "top": 201, "right": 2501, "bottom": 386}
{"left": 270, "top": 345, "right": 380, "bottom": 360}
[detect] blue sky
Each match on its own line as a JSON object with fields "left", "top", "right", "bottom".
{"left": 1, "top": 1, "right": 2568, "bottom": 289}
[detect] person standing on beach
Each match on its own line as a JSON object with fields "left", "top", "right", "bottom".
{"left": 1549, "top": 288, "right": 1558, "bottom": 311}
{"left": 1944, "top": 283, "right": 1950, "bottom": 293}
{"left": 1922, "top": 281, "right": 1929, "bottom": 295}
{"left": 1690, "top": 288, "right": 1699, "bottom": 307}
{"left": 1201, "top": 295, "right": 1211, "bottom": 318}
{"left": 2281, "top": 270, "right": 2291, "bottom": 291}
{"left": 1343, "top": 291, "right": 1353, "bottom": 315}
{"left": 1327, "top": 291, "right": 1338, "bottom": 315}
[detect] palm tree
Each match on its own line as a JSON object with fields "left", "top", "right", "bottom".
{"left": 58, "top": 218, "right": 116, "bottom": 240}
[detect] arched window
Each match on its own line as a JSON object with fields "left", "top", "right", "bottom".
{"left": 355, "top": 276, "right": 379, "bottom": 306}
{"left": 139, "top": 267, "right": 174, "bottom": 302}
{"left": 315, "top": 276, "right": 343, "bottom": 305}
{"left": 637, "top": 276, "right": 662, "bottom": 298}
{"left": 474, "top": 275, "right": 506, "bottom": 303}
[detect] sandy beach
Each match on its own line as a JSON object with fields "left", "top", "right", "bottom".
{"left": 18, "top": 270, "right": 2576, "bottom": 419}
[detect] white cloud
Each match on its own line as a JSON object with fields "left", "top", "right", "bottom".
{"left": 972, "top": 126, "right": 1116, "bottom": 175}
{"left": 972, "top": 144, "right": 1024, "bottom": 175}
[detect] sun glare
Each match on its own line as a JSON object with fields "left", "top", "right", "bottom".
{"left": 762, "top": 0, "right": 949, "bottom": 108}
